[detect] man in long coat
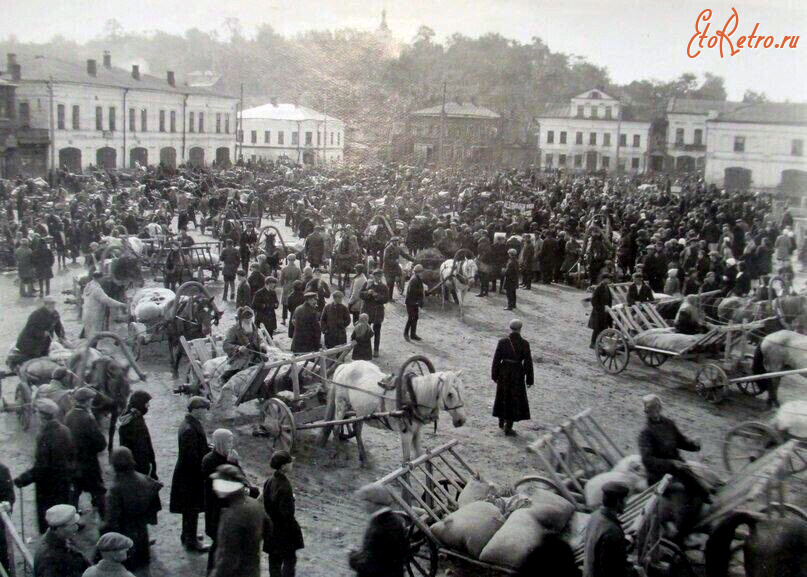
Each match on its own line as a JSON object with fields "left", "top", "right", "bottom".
{"left": 360, "top": 270, "right": 388, "bottom": 357}
{"left": 263, "top": 451, "right": 304, "bottom": 577}
{"left": 65, "top": 387, "right": 107, "bottom": 519}
{"left": 279, "top": 255, "right": 302, "bottom": 324}
{"left": 117, "top": 390, "right": 157, "bottom": 479}
{"left": 14, "top": 399, "right": 75, "bottom": 534}
{"left": 252, "top": 276, "right": 279, "bottom": 338}
{"left": 291, "top": 292, "right": 322, "bottom": 353}
{"left": 15, "top": 237, "right": 34, "bottom": 297}
{"left": 15, "top": 296, "right": 66, "bottom": 362}
{"left": 589, "top": 273, "right": 613, "bottom": 348}
{"left": 491, "top": 319, "right": 533, "bottom": 436}
{"left": 321, "top": 291, "right": 350, "bottom": 348}
{"left": 169, "top": 397, "right": 211, "bottom": 552}
{"left": 583, "top": 482, "right": 637, "bottom": 577}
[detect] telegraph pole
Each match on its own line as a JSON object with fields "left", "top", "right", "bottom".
{"left": 323, "top": 95, "right": 327, "bottom": 165}
{"left": 237, "top": 83, "right": 244, "bottom": 161}
{"left": 438, "top": 81, "right": 446, "bottom": 167}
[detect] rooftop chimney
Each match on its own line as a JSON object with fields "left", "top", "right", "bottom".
{"left": 10, "top": 64, "right": 21, "bottom": 82}
{"left": 166, "top": 70, "right": 175, "bottom": 87}
{"left": 7, "top": 53, "right": 17, "bottom": 69}
{"left": 87, "top": 59, "right": 97, "bottom": 77}
{"left": 103, "top": 51, "right": 111, "bottom": 69}
{"left": 131, "top": 65, "right": 140, "bottom": 80}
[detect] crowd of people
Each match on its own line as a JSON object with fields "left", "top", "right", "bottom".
{"left": 0, "top": 157, "right": 801, "bottom": 577}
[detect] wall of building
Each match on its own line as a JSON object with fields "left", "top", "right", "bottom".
{"left": 536, "top": 118, "right": 651, "bottom": 173}
{"left": 240, "top": 117, "right": 344, "bottom": 164}
{"left": 666, "top": 112, "right": 707, "bottom": 170}
{"left": 14, "top": 80, "right": 237, "bottom": 171}
{"left": 408, "top": 115, "right": 501, "bottom": 164}
{"left": 705, "top": 121, "right": 807, "bottom": 189}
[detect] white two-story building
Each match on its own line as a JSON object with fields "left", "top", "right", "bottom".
{"left": 535, "top": 89, "right": 651, "bottom": 174}
{"left": 239, "top": 101, "right": 344, "bottom": 165}
{"left": 665, "top": 97, "right": 742, "bottom": 173}
{"left": 704, "top": 102, "right": 807, "bottom": 191}
{"left": 3, "top": 52, "right": 238, "bottom": 172}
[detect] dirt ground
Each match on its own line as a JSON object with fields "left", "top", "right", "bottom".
{"left": 1, "top": 216, "right": 804, "bottom": 577}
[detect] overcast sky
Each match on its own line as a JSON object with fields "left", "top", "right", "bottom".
{"left": 2, "top": 0, "right": 805, "bottom": 101}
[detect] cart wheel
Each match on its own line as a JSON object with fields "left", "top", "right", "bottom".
{"left": 15, "top": 381, "right": 33, "bottom": 431}
{"left": 722, "top": 421, "right": 783, "bottom": 474}
{"left": 595, "top": 329, "right": 630, "bottom": 374}
{"left": 397, "top": 513, "right": 438, "bottom": 577}
{"left": 260, "top": 398, "right": 296, "bottom": 453}
{"left": 736, "top": 379, "right": 765, "bottom": 397}
{"left": 694, "top": 364, "right": 728, "bottom": 403}
{"left": 637, "top": 349, "right": 668, "bottom": 368}
{"left": 397, "top": 355, "right": 436, "bottom": 384}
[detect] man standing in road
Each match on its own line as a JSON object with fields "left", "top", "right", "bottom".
{"left": 491, "top": 319, "right": 533, "bottom": 436}
{"left": 360, "top": 269, "right": 389, "bottom": 358}
{"left": 291, "top": 291, "right": 322, "bottom": 353}
{"left": 403, "top": 264, "right": 425, "bottom": 342}
{"left": 382, "top": 237, "right": 413, "bottom": 300}
{"left": 503, "top": 248, "right": 520, "bottom": 310}
{"left": 65, "top": 387, "right": 107, "bottom": 520}
{"left": 220, "top": 239, "right": 241, "bottom": 302}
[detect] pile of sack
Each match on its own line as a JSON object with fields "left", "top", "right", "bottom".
{"left": 130, "top": 288, "right": 177, "bottom": 323}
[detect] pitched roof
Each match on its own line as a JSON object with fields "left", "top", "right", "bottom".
{"left": 6, "top": 54, "right": 236, "bottom": 99}
{"left": 573, "top": 89, "right": 617, "bottom": 101}
{"left": 666, "top": 97, "right": 742, "bottom": 115}
{"left": 411, "top": 102, "right": 500, "bottom": 119}
{"left": 240, "top": 102, "right": 342, "bottom": 123}
{"left": 535, "top": 101, "right": 652, "bottom": 122}
{"left": 710, "top": 102, "right": 807, "bottom": 125}
{"left": 535, "top": 102, "right": 570, "bottom": 118}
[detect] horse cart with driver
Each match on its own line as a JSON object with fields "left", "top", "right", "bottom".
{"left": 328, "top": 226, "right": 362, "bottom": 291}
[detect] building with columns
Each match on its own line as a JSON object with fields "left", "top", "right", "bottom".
{"left": 239, "top": 101, "right": 345, "bottom": 165}
{"left": 536, "top": 89, "right": 651, "bottom": 174}
{"left": 2, "top": 52, "right": 238, "bottom": 173}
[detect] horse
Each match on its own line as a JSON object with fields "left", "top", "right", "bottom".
{"left": 321, "top": 360, "right": 466, "bottom": 464}
{"left": 438, "top": 249, "right": 478, "bottom": 319}
{"left": 752, "top": 329, "right": 807, "bottom": 408}
{"left": 705, "top": 511, "right": 807, "bottom": 577}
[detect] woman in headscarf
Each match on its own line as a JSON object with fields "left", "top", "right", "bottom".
{"left": 118, "top": 391, "right": 158, "bottom": 479}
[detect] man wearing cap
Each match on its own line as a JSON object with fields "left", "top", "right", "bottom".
{"left": 82, "top": 532, "right": 136, "bottom": 577}
{"left": 239, "top": 222, "right": 258, "bottom": 267}
{"left": 321, "top": 290, "right": 351, "bottom": 348}
{"left": 222, "top": 307, "right": 269, "bottom": 382}
{"left": 208, "top": 464, "right": 266, "bottom": 577}
{"left": 280, "top": 255, "right": 302, "bottom": 325}
{"left": 626, "top": 271, "right": 653, "bottom": 307}
{"left": 582, "top": 481, "right": 637, "bottom": 577}
{"left": 403, "top": 264, "right": 425, "bottom": 342}
{"left": 263, "top": 452, "right": 304, "bottom": 577}
{"left": 382, "top": 236, "right": 413, "bottom": 300}
{"left": 170, "top": 397, "right": 211, "bottom": 552}
{"left": 588, "top": 273, "right": 613, "bottom": 349}
{"left": 360, "top": 270, "right": 389, "bottom": 358}
{"left": 503, "top": 248, "right": 520, "bottom": 310}
{"left": 642, "top": 245, "right": 666, "bottom": 293}
{"left": 253, "top": 276, "right": 280, "bottom": 338}
{"left": 15, "top": 399, "right": 76, "bottom": 534}
{"left": 220, "top": 239, "right": 241, "bottom": 302}
{"left": 305, "top": 225, "right": 326, "bottom": 270}
{"left": 349, "top": 483, "right": 406, "bottom": 577}
{"left": 491, "top": 319, "right": 533, "bottom": 436}
{"left": 33, "top": 504, "right": 89, "bottom": 577}
{"left": 291, "top": 291, "right": 322, "bottom": 354}
{"left": 14, "top": 296, "right": 67, "bottom": 365}
{"left": 305, "top": 268, "right": 331, "bottom": 312}
{"left": 65, "top": 387, "right": 107, "bottom": 519}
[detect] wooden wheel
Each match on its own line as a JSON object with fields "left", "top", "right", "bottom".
{"left": 595, "top": 329, "right": 630, "bottom": 374}
{"left": 735, "top": 378, "right": 766, "bottom": 397}
{"left": 397, "top": 513, "right": 438, "bottom": 577}
{"left": 694, "top": 363, "right": 728, "bottom": 403}
{"left": 723, "top": 421, "right": 783, "bottom": 474}
{"left": 260, "top": 398, "right": 296, "bottom": 453}
{"left": 637, "top": 349, "right": 668, "bottom": 367}
{"left": 15, "top": 381, "right": 33, "bottom": 431}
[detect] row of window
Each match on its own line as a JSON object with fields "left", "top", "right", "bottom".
{"left": 674, "top": 128, "right": 704, "bottom": 146}
{"left": 732, "top": 136, "right": 803, "bottom": 156}
{"left": 575, "top": 104, "right": 614, "bottom": 119}
{"left": 52, "top": 104, "right": 232, "bottom": 134}
{"left": 544, "top": 153, "right": 641, "bottom": 169}
{"left": 546, "top": 130, "right": 641, "bottom": 148}
{"left": 411, "top": 124, "right": 497, "bottom": 139}
{"left": 243, "top": 129, "right": 341, "bottom": 147}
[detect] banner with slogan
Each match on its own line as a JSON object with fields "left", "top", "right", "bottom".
{"left": 502, "top": 201, "right": 534, "bottom": 214}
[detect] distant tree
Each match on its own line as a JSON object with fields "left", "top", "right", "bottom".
{"left": 103, "top": 19, "right": 124, "bottom": 39}
{"left": 692, "top": 72, "right": 727, "bottom": 100}
{"left": 743, "top": 90, "right": 768, "bottom": 103}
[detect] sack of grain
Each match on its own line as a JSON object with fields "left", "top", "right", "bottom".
{"left": 457, "top": 479, "right": 495, "bottom": 507}
{"left": 585, "top": 471, "right": 643, "bottom": 508}
{"left": 134, "top": 300, "right": 162, "bottom": 323}
{"left": 612, "top": 454, "right": 646, "bottom": 479}
{"left": 479, "top": 508, "right": 544, "bottom": 568}
{"left": 431, "top": 501, "right": 504, "bottom": 558}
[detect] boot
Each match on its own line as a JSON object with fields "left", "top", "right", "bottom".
{"left": 373, "top": 349, "right": 379, "bottom": 358}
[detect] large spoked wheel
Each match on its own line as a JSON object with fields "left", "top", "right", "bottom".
{"left": 736, "top": 378, "right": 766, "bottom": 397}
{"left": 694, "top": 363, "right": 728, "bottom": 403}
{"left": 595, "top": 329, "right": 630, "bottom": 374}
{"left": 397, "top": 513, "right": 438, "bottom": 577}
{"left": 637, "top": 349, "right": 669, "bottom": 368}
{"left": 15, "top": 381, "right": 33, "bottom": 431}
{"left": 723, "top": 421, "right": 783, "bottom": 474}
{"left": 260, "top": 398, "right": 296, "bottom": 454}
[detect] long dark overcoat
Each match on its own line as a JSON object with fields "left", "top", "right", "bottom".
{"left": 102, "top": 469, "right": 162, "bottom": 569}
{"left": 64, "top": 406, "right": 106, "bottom": 494}
{"left": 588, "top": 282, "right": 613, "bottom": 333}
{"left": 348, "top": 509, "right": 407, "bottom": 577}
{"left": 360, "top": 281, "right": 388, "bottom": 325}
{"left": 262, "top": 471, "right": 304, "bottom": 556}
{"left": 291, "top": 301, "right": 321, "bottom": 353}
{"left": 491, "top": 333, "right": 533, "bottom": 422}
{"left": 210, "top": 496, "right": 267, "bottom": 577}
{"left": 118, "top": 409, "right": 157, "bottom": 479}
{"left": 169, "top": 414, "right": 208, "bottom": 513}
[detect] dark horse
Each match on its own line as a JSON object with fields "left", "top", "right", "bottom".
{"left": 167, "top": 283, "right": 221, "bottom": 377}
{"left": 705, "top": 511, "right": 807, "bottom": 577}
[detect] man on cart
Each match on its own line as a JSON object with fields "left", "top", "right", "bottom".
{"left": 221, "top": 307, "right": 269, "bottom": 383}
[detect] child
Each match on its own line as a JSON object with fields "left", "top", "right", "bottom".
{"left": 350, "top": 313, "right": 374, "bottom": 360}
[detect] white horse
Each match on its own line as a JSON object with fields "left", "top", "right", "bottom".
{"left": 439, "top": 251, "right": 478, "bottom": 319}
{"left": 321, "top": 360, "right": 466, "bottom": 464}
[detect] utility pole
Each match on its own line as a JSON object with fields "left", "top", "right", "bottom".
{"left": 323, "top": 95, "right": 327, "bottom": 165}
{"left": 438, "top": 81, "right": 446, "bottom": 167}
{"left": 237, "top": 83, "right": 244, "bottom": 161}
{"left": 47, "top": 76, "right": 55, "bottom": 181}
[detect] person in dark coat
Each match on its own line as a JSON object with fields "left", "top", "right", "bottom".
{"left": 15, "top": 238, "right": 35, "bottom": 297}
{"left": 583, "top": 482, "right": 637, "bottom": 577}
{"left": 169, "top": 397, "right": 211, "bottom": 552}
{"left": 519, "top": 235, "right": 535, "bottom": 289}
{"left": 209, "top": 465, "right": 267, "bottom": 577}
{"left": 588, "top": 273, "right": 613, "bottom": 349}
{"left": 0, "top": 461, "right": 15, "bottom": 573}
{"left": 348, "top": 483, "right": 406, "bottom": 577}
{"left": 304, "top": 225, "right": 326, "bottom": 270}
{"left": 235, "top": 269, "right": 251, "bottom": 309}
{"left": 263, "top": 451, "right": 304, "bottom": 577}
{"left": 33, "top": 504, "right": 89, "bottom": 577}
{"left": 360, "top": 270, "right": 389, "bottom": 357}
{"left": 305, "top": 270, "right": 331, "bottom": 312}
{"left": 14, "top": 399, "right": 75, "bottom": 534}
{"left": 491, "top": 319, "right": 533, "bottom": 436}
{"left": 286, "top": 280, "right": 306, "bottom": 339}
{"left": 117, "top": 390, "right": 157, "bottom": 479}
{"left": 247, "top": 263, "right": 265, "bottom": 298}
{"left": 253, "top": 276, "right": 279, "bottom": 338}
{"left": 321, "top": 291, "right": 350, "bottom": 348}
{"left": 220, "top": 239, "right": 240, "bottom": 301}
{"left": 291, "top": 292, "right": 322, "bottom": 353}
{"left": 626, "top": 272, "right": 653, "bottom": 306}
{"left": 14, "top": 297, "right": 66, "bottom": 363}
{"left": 101, "top": 447, "right": 162, "bottom": 570}
{"left": 31, "top": 237, "right": 54, "bottom": 296}
{"left": 539, "top": 231, "right": 558, "bottom": 284}
{"left": 490, "top": 236, "right": 508, "bottom": 293}
{"left": 239, "top": 223, "right": 258, "bottom": 267}
{"left": 351, "top": 314, "right": 374, "bottom": 360}
{"left": 64, "top": 388, "right": 107, "bottom": 519}
{"left": 517, "top": 532, "right": 580, "bottom": 577}
{"left": 503, "top": 248, "right": 520, "bottom": 310}
{"left": 403, "top": 264, "right": 425, "bottom": 342}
